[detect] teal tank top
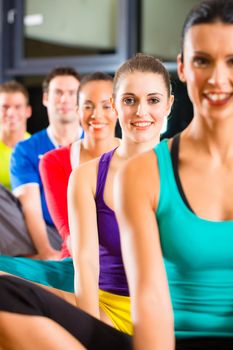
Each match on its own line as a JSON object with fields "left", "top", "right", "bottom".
{"left": 154, "top": 139, "right": 233, "bottom": 339}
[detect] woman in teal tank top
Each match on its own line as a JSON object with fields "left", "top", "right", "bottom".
{"left": 115, "top": 0, "right": 233, "bottom": 349}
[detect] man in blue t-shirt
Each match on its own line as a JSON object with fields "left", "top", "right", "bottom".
{"left": 10, "top": 67, "right": 82, "bottom": 260}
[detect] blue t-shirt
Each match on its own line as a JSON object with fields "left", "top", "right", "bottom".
{"left": 10, "top": 129, "right": 56, "bottom": 225}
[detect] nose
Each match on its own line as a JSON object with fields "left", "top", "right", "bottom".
{"left": 136, "top": 103, "right": 148, "bottom": 117}
{"left": 60, "top": 92, "right": 70, "bottom": 103}
{"left": 91, "top": 105, "right": 102, "bottom": 119}
{"left": 208, "top": 62, "right": 229, "bottom": 87}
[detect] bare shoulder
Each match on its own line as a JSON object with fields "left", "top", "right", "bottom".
{"left": 117, "top": 149, "right": 160, "bottom": 210}
{"left": 69, "top": 157, "right": 100, "bottom": 195}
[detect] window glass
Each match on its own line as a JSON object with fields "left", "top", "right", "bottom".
{"left": 141, "top": 0, "right": 200, "bottom": 61}
{"left": 24, "top": 0, "right": 117, "bottom": 58}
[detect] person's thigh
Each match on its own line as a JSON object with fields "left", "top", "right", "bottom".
{"left": 0, "top": 275, "right": 132, "bottom": 350}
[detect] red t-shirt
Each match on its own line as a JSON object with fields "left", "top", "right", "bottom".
{"left": 39, "top": 145, "right": 72, "bottom": 258}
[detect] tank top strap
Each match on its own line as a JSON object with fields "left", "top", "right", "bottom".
{"left": 96, "top": 148, "right": 117, "bottom": 203}
{"left": 153, "top": 139, "right": 181, "bottom": 215}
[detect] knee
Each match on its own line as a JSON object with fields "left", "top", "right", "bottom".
{"left": 0, "top": 311, "right": 14, "bottom": 346}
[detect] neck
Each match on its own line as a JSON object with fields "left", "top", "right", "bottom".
{"left": 184, "top": 116, "right": 233, "bottom": 160}
{"left": 82, "top": 134, "right": 120, "bottom": 158}
{"left": 49, "top": 122, "right": 81, "bottom": 146}
{"left": 116, "top": 135, "right": 160, "bottom": 159}
{"left": 0, "top": 128, "right": 26, "bottom": 148}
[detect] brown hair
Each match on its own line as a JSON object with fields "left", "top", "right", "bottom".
{"left": 181, "top": 0, "right": 233, "bottom": 62}
{"left": 0, "top": 80, "right": 29, "bottom": 104}
{"left": 42, "top": 66, "right": 81, "bottom": 93}
{"left": 77, "top": 71, "right": 113, "bottom": 104}
{"left": 113, "top": 53, "right": 171, "bottom": 97}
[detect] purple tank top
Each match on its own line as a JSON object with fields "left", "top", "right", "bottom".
{"left": 95, "top": 149, "right": 129, "bottom": 296}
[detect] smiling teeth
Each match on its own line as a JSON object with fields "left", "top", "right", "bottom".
{"left": 132, "top": 122, "right": 152, "bottom": 127}
{"left": 90, "top": 123, "right": 105, "bottom": 129}
{"left": 206, "top": 93, "right": 230, "bottom": 101}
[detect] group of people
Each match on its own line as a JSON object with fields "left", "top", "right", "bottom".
{"left": 0, "top": 0, "right": 233, "bottom": 349}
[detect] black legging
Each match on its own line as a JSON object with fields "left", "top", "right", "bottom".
{"left": 0, "top": 276, "right": 131, "bottom": 350}
{"left": 0, "top": 276, "right": 233, "bottom": 350}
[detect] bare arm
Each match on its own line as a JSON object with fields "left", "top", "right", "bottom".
{"left": 115, "top": 150, "right": 174, "bottom": 350}
{"left": 14, "top": 184, "right": 60, "bottom": 260}
{"left": 68, "top": 161, "right": 100, "bottom": 319}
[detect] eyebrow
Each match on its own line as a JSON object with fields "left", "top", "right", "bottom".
{"left": 147, "top": 92, "right": 164, "bottom": 97}
{"left": 52, "top": 88, "right": 76, "bottom": 93}
{"left": 192, "top": 50, "right": 210, "bottom": 56}
{"left": 193, "top": 51, "right": 233, "bottom": 59}
{"left": 83, "top": 99, "right": 111, "bottom": 104}
{"left": 120, "top": 92, "right": 164, "bottom": 97}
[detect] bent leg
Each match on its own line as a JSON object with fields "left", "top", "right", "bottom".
{"left": 0, "top": 276, "right": 132, "bottom": 350}
{"left": 0, "top": 312, "right": 85, "bottom": 350}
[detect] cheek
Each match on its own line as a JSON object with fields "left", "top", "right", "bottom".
{"left": 106, "top": 111, "right": 117, "bottom": 123}
{"left": 152, "top": 104, "right": 169, "bottom": 118}
{"left": 185, "top": 66, "right": 204, "bottom": 87}
{"left": 79, "top": 112, "right": 89, "bottom": 126}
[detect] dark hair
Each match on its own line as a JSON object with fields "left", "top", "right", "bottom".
{"left": 77, "top": 72, "right": 113, "bottom": 103}
{"left": 113, "top": 53, "right": 171, "bottom": 97}
{"left": 181, "top": 0, "right": 233, "bottom": 60}
{"left": 0, "top": 80, "right": 29, "bottom": 104}
{"left": 42, "top": 66, "right": 81, "bottom": 93}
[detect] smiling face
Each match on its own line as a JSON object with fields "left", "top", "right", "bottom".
{"left": 113, "top": 71, "right": 173, "bottom": 144}
{"left": 0, "top": 92, "right": 31, "bottom": 133}
{"left": 177, "top": 22, "right": 233, "bottom": 122}
{"left": 78, "top": 80, "right": 117, "bottom": 140}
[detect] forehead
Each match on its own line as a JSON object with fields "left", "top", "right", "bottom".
{"left": 0, "top": 92, "right": 27, "bottom": 105}
{"left": 48, "top": 75, "right": 80, "bottom": 90}
{"left": 116, "top": 71, "right": 166, "bottom": 95}
{"left": 79, "top": 80, "right": 113, "bottom": 97}
{"left": 184, "top": 23, "right": 233, "bottom": 56}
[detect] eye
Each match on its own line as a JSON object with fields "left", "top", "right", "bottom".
{"left": 15, "top": 105, "right": 23, "bottom": 111}
{"left": 54, "top": 90, "right": 63, "bottom": 97}
{"left": 123, "top": 97, "right": 135, "bottom": 105}
{"left": 148, "top": 97, "right": 160, "bottom": 104}
{"left": 69, "top": 91, "right": 76, "bottom": 97}
{"left": 83, "top": 104, "right": 93, "bottom": 110}
{"left": 103, "top": 104, "right": 111, "bottom": 110}
{"left": 227, "top": 57, "right": 233, "bottom": 67}
{"left": 193, "top": 56, "right": 209, "bottom": 67}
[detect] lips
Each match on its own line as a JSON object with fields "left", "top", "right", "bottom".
{"left": 130, "top": 121, "right": 153, "bottom": 127}
{"left": 89, "top": 122, "right": 107, "bottom": 130}
{"left": 59, "top": 108, "right": 72, "bottom": 113}
{"left": 203, "top": 92, "right": 233, "bottom": 106}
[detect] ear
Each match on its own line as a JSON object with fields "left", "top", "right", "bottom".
{"left": 42, "top": 92, "right": 48, "bottom": 108}
{"left": 165, "top": 94, "right": 174, "bottom": 118}
{"left": 177, "top": 53, "right": 186, "bottom": 83}
{"left": 168, "top": 94, "right": 174, "bottom": 114}
{"left": 110, "top": 97, "right": 118, "bottom": 116}
{"left": 26, "top": 105, "right": 32, "bottom": 120}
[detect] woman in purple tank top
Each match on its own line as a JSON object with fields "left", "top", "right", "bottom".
{"left": 0, "top": 53, "right": 173, "bottom": 349}
{"left": 68, "top": 53, "right": 174, "bottom": 335}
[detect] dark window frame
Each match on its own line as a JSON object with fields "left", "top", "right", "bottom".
{"left": 1, "top": 0, "right": 140, "bottom": 79}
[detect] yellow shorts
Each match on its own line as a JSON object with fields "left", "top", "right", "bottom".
{"left": 99, "top": 289, "right": 133, "bottom": 335}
